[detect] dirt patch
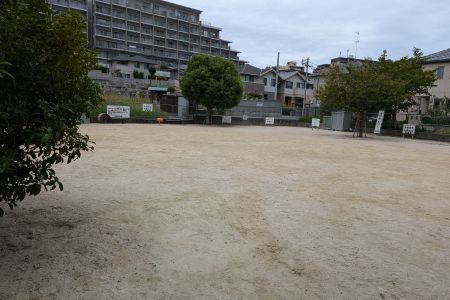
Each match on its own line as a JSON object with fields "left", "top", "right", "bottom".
{"left": 1, "top": 124, "right": 449, "bottom": 299}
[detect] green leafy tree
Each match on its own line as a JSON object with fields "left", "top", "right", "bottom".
{"left": 378, "top": 49, "right": 436, "bottom": 123}
{"left": 148, "top": 65, "right": 156, "bottom": 79}
{"left": 318, "top": 49, "right": 436, "bottom": 137}
{"left": 180, "top": 54, "right": 243, "bottom": 124}
{"left": 167, "top": 86, "right": 176, "bottom": 94}
{"left": 0, "top": 0, "right": 101, "bottom": 216}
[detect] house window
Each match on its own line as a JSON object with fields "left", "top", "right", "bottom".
{"left": 245, "top": 75, "right": 254, "bottom": 82}
{"left": 118, "top": 61, "right": 128, "bottom": 65}
{"left": 264, "top": 78, "right": 267, "bottom": 86}
{"left": 286, "top": 81, "right": 293, "bottom": 89}
{"left": 134, "top": 62, "right": 140, "bottom": 68}
{"left": 297, "top": 82, "right": 305, "bottom": 89}
{"left": 436, "top": 66, "right": 444, "bottom": 79}
{"left": 271, "top": 79, "right": 276, "bottom": 87}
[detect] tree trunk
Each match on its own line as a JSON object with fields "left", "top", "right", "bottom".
{"left": 357, "top": 111, "right": 365, "bottom": 138}
{"left": 206, "top": 108, "right": 212, "bottom": 125}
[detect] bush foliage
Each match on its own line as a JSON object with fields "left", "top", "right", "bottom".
{"left": 0, "top": 0, "right": 102, "bottom": 215}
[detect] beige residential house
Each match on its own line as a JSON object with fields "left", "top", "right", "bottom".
{"left": 422, "top": 48, "right": 450, "bottom": 111}
{"left": 398, "top": 48, "right": 450, "bottom": 122}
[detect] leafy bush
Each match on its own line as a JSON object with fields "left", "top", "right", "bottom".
{"left": 167, "top": 86, "right": 176, "bottom": 94}
{"left": 0, "top": 1, "right": 101, "bottom": 215}
{"left": 299, "top": 116, "right": 314, "bottom": 123}
{"left": 133, "top": 70, "right": 144, "bottom": 79}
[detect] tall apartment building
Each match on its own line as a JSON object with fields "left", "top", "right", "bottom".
{"left": 49, "top": 0, "right": 243, "bottom": 76}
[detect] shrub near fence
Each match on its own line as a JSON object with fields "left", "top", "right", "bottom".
{"left": 89, "top": 94, "right": 168, "bottom": 119}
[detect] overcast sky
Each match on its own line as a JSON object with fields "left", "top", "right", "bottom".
{"left": 173, "top": 0, "right": 450, "bottom": 69}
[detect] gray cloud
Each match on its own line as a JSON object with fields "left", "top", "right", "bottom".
{"left": 173, "top": 0, "right": 450, "bottom": 68}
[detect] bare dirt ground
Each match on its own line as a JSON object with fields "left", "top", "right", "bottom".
{"left": 1, "top": 124, "right": 449, "bottom": 300}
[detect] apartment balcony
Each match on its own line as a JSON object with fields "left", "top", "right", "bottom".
{"left": 154, "top": 31, "right": 166, "bottom": 38}
{"left": 69, "top": 0, "right": 86, "bottom": 10}
{"left": 141, "top": 38, "right": 153, "bottom": 45}
{"left": 96, "top": 30, "right": 111, "bottom": 38}
{"left": 141, "top": 17, "right": 153, "bottom": 25}
{"left": 96, "top": 19, "right": 111, "bottom": 27}
{"left": 167, "top": 24, "right": 178, "bottom": 31}
{"left": 167, "top": 33, "right": 178, "bottom": 40}
{"left": 141, "top": 5, "right": 153, "bottom": 14}
{"left": 154, "top": 22, "right": 167, "bottom": 29}
{"left": 111, "top": 12, "right": 125, "bottom": 19}
{"left": 127, "top": 3, "right": 141, "bottom": 11}
{"left": 155, "top": 10, "right": 169, "bottom": 17}
{"left": 96, "top": 0, "right": 111, "bottom": 4}
{"left": 111, "top": 22, "right": 126, "bottom": 29}
{"left": 112, "top": 0, "right": 126, "bottom": 7}
{"left": 111, "top": 34, "right": 125, "bottom": 40}
{"left": 141, "top": 29, "right": 153, "bottom": 35}
{"left": 96, "top": 8, "right": 111, "bottom": 16}
{"left": 127, "top": 15, "right": 140, "bottom": 23}
{"left": 127, "top": 25, "right": 140, "bottom": 33}
{"left": 128, "top": 36, "right": 140, "bottom": 43}
{"left": 166, "top": 52, "right": 177, "bottom": 59}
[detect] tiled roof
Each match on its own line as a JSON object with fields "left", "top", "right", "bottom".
{"left": 239, "top": 64, "right": 262, "bottom": 76}
{"left": 424, "top": 48, "right": 450, "bottom": 64}
{"left": 278, "top": 71, "right": 302, "bottom": 80}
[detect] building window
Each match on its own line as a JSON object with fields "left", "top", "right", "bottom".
{"left": 271, "top": 79, "right": 276, "bottom": 87}
{"left": 297, "top": 82, "right": 305, "bottom": 89}
{"left": 436, "top": 66, "right": 444, "bottom": 79}
{"left": 264, "top": 78, "right": 267, "bottom": 86}
{"left": 134, "top": 62, "right": 140, "bottom": 68}
{"left": 245, "top": 75, "right": 254, "bottom": 82}
{"left": 118, "top": 61, "right": 128, "bottom": 65}
{"left": 286, "top": 81, "right": 293, "bottom": 89}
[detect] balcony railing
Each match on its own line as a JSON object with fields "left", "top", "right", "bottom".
{"left": 127, "top": 15, "right": 140, "bottom": 22}
{"left": 111, "top": 21, "right": 125, "bottom": 29}
{"left": 112, "top": 0, "right": 126, "bottom": 6}
{"left": 96, "top": 19, "right": 111, "bottom": 27}
{"left": 51, "top": 0, "right": 68, "bottom": 7}
{"left": 69, "top": 0, "right": 86, "bottom": 10}
{"left": 142, "top": 38, "right": 153, "bottom": 45}
{"left": 111, "top": 12, "right": 125, "bottom": 19}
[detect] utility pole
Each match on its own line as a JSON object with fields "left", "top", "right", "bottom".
{"left": 275, "top": 52, "right": 280, "bottom": 102}
{"left": 301, "top": 57, "right": 310, "bottom": 117}
{"left": 355, "top": 32, "right": 360, "bottom": 59}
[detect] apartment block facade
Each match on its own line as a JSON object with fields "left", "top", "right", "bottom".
{"left": 49, "top": 0, "right": 243, "bottom": 76}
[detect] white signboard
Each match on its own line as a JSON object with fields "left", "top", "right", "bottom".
{"left": 265, "top": 117, "right": 275, "bottom": 125}
{"left": 242, "top": 115, "right": 248, "bottom": 121}
{"left": 311, "top": 118, "right": 321, "bottom": 128}
{"left": 374, "top": 110, "right": 385, "bottom": 134}
{"left": 222, "top": 116, "right": 232, "bottom": 124}
{"left": 107, "top": 105, "right": 130, "bottom": 119}
{"left": 403, "top": 124, "right": 416, "bottom": 135}
{"left": 143, "top": 104, "right": 153, "bottom": 112}
{"left": 256, "top": 102, "right": 264, "bottom": 107}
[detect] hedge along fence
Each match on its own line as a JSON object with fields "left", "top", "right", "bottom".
{"left": 89, "top": 93, "right": 168, "bottom": 119}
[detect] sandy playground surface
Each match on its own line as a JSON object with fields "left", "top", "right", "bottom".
{"left": 1, "top": 124, "right": 449, "bottom": 299}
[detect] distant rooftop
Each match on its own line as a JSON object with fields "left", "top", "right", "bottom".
{"left": 424, "top": 48, "right": 450, "bottom": 64}
{"left": 239, "top": 64, "right": 261, "bottom": 76}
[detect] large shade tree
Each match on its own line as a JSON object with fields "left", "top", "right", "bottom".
{"left": 0, "top": 0, "right": 101, "bottom": 215}
{"left": 318, "top": 49, "right": 436, "bottom": 137}
{"left": 180, "top": 54, "right": 243, "bottom": 124}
